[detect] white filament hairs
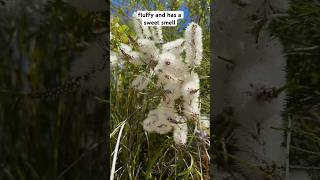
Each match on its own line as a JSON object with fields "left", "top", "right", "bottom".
{"left": 184, "top": 22, "right": 203, "bottom": 67}
{"left": 131, "top": 73, "right": 151, "bottom": 91}
{"left": 111, "top": 14, "right": 208, "bottom": 145}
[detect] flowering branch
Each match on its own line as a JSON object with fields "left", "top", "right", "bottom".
{"left": 111, "top": 14, "right": 209, "bottom": 145}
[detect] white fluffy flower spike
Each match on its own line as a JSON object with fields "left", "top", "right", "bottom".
{"left": 114, "top": 19, "right": 205, "bottom": 145}
{"left": 184, "top": 22, "right": 203, "bottom": 67}
{"left": 132, "top": 12, "right": 151, "bottom": 39}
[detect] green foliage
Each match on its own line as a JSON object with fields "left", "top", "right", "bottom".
{"left": 111, "top": 17, "right": 132, "bottom": 48}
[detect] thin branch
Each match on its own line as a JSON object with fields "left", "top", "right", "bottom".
{"left": 55, "top": 138, "right": 106, "bottom": 180}
{"left": 290, "top": 146, "right": 320, "bottom": 157}
{"left": 288, "top": 46, "right": 319, "bottom": 52}
{"left": 290, "top": 165, "right": 320, "bottom": 170}
{"left": 285, "top": 116, "right": 291, "bottom": 180}
{"left": 217, "top": 56, "right": 235, "bottom": 65}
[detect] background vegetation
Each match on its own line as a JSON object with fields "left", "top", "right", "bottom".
{"left": 272, "top": 0, "right": 320, "bottom": 177}
{"left": 0, "top": 1, "right": 108, "bottom": 179}
{"left": 213, "top": 0, "right": 320, "bottom": 179}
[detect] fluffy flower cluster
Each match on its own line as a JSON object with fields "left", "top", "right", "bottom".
{"left": 111, "top": 15, "right": 208, "bottom": 145}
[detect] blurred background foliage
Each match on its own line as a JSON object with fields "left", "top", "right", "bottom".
{"left": 213, "top": 0, "right": 320, "bottom": 178}
{"left": 0, "top": 0, "right": 108, "bottom": 179}
{"left": 270, "top": 0, "right": 320, "bottom": 177}
{"left": 110, "top": 0, "right": 210, "bottom": 179}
